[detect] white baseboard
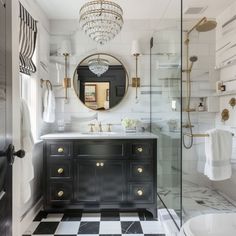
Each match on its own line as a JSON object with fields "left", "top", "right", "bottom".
{"left": 20, "top": 197, "right": 43, "bottom": 235}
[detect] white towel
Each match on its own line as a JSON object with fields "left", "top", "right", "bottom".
{"left": 204, "top": 129, "right": 232, "bottom": 181}
{"left": 43, "top": 89, "right": 55, "bottom": 123}
{"left": 20, "top": 99, "right": 34, "bottom": 203}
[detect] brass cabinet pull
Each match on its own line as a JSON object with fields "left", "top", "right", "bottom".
{"left": 58, "top": 147, "right": 64, "bottom": 153}
{"left": 96, "top": 162, "right": 104, "bottom": 167}
{"left": 137, "top": 147, "right": 143, "bottom": 153}
{"left": 57, "top": 191, "right": 64, "bottom": 197}
{"left": 137, "top": 190, "right": 143, "bottom": 196}
{"left": 137, "top": 167, "right": 143, "bottom": 173}
{"left": 57, "top": 168, "right": 64, "bottom": 174}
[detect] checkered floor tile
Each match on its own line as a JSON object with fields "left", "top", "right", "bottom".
{"left": 23, "top": 211, "right": 165, "bottom": 236}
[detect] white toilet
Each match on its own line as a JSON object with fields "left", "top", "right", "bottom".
{"left": 180, "top": 213, "right": 236, "bottom": 236}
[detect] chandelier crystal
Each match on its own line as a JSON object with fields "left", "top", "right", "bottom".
{"left": 88, "top": 57, "right": 109, "bottom": 77}
{"left": 79, "top": 0, "right": 123, "bottom": 45}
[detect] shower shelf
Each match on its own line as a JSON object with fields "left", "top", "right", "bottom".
{"left": 213, "top": 90, "right": 236, "bottom": 96}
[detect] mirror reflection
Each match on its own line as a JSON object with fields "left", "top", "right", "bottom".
{"left": 74, "top": 53, "right": 128, "bottom": 111}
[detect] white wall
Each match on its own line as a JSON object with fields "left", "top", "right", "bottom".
{"left": 11, "top": 0, "right": 50, "bottom": 235}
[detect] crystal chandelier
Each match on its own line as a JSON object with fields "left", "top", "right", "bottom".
{"left": 79, "top": 0, "right": 123, "bottom": 45}
{"left": 88, "top": 56, "right": 109, "bottom": 77}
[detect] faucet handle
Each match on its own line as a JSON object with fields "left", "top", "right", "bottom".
{"left": 107, "top": 124, "right": 112, "bottom": 132}
{"left": 88, "top": 123, "right": 95, "bottom": 132}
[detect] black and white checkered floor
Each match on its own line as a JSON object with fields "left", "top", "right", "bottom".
{"left": 23, "top": 211, "right": 166, "bottom": 236}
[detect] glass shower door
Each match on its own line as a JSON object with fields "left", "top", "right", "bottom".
{"left": 150, "top": 20, "right": 182, "bottom": 228}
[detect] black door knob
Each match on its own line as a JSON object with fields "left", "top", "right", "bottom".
{"left": 13, "top": 149, "right": 25, "bottom": 158}
{"left": 0, "top": 144, "right": 25, "bottom": 164}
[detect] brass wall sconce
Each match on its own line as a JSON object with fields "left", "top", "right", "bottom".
{"left": 221, "top": 109, "right": 229, "bottom": 122}
{"left": 63, "top": 52, "right": 71, "bottom": 99}
{"left": 131, "top": 40, "right": 141, "bottom": 100}
{"left": 60, "top": 40, "right": 72, "bottom": 100}
{"left": 229, "top": 98, "right": 236, "bottom": 108}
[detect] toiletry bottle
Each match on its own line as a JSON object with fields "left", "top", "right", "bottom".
{"left": 198, "top": 102, "right": 204, "bottom": 112}
{"left": 220, "top": 83, "right": 226, "bottom": 92}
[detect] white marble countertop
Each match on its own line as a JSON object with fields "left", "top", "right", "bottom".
{"left": 40, "top": 132, "right": 158, "bottom": 140}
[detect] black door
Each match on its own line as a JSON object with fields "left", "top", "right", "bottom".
{"left": 0, "top": 1, "right": 10, "bottom": 235}
{"left": 0, "top": 1, "right": 24, "bottom": 235}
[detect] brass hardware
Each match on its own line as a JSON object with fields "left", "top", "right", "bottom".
{"left": 182, "top": 124, "right": 194, "bottom": 128}
{"left": 57, "top": 191, "right": 64, "bottom": 197}
{"left": 137, "top": 168, "right": 143, "bottom": 173}
{"left": 99, "top": 122, "right": 103, "bottom": 132}
{"left": 63, "top": 53, "right": 71, "bottom": 99}
{"left": 137, "top": 190, "right": 143, "bottom": 196}
{"left": 184, "top": 133, "right": 234, "bottom": 138}
{"left": 132, "top": 77, "right": 140, "bottom": 87}
{"left": 57, "top": 168, "right": 64, "bottom": 174}
{"left": 40, "top": 79, "right": 52, "bottom": 90}
{"left": 58, "top": 147, "right": 64, "bottom": 153}
{"left": 221, "top": 109, "right": 229, "bottom": 122}
{"left": 229, "top": 98, "right": 236, "bottom": 108}
{"left": 89, "top": 124, "right": 95, "bottom": 132}
{"left": 96, "top": 162, "right": 104, "bottom": 167}
{"left": 107, "top": 124, "right": 112, "bottom": 132}
{"left": 137, "top": 147, "right": 143, "bottom": 153}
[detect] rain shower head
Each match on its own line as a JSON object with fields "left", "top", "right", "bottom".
{"left": 186, "top": 17, "right": 217, "bottom": 38}
{"left": 196, "top": 19, "right": 217, "bottom": 32}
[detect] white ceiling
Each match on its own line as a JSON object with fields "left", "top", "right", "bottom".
{"left": 34, "top": 0, "right": 236, "bottom": 20}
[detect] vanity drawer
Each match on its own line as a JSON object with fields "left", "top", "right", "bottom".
{"left": 48, "top": 182, "right": 72, "bottom": 203}
{"left": 74, "top": 141, "right": 125, "bottom": 157}
{"left": 129, "top": 162, "right": 153, "bottom": 181}
{"left": 46, "top": 142, "right": 72, "bottom": 157}
{"left": 128, "top": 183, "right": 154, "bottom": 203}
{"left": 131, "top": 142, "right": 152, "bottom": 157}
{"left": 48, "top": 161, "right": 72, "bottom": 179}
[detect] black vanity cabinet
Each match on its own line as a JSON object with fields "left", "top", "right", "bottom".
{"left": 43, "top": 139, "right": 157, "bottom": 216}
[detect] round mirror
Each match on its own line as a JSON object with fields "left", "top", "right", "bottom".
{"left": 73, "top": 53, "right": 129, "bottom": 111}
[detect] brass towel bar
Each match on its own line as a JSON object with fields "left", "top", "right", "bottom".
{"left": 184, "top": 133, "right": 234, "bottom": 138}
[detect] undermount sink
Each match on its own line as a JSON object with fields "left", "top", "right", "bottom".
{"left": 81, "top": 132, "right": 119, "bottom": 135}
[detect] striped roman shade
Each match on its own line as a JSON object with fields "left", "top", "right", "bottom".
{"left": 19, "top": 2, "right": 38, "bottom": 75}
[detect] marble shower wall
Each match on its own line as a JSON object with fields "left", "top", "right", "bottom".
{"left": 212, "top": 1, "right": 236, "bottom": 201}
{"left": 182, "top": 20, "right": 218, "bottom": 187}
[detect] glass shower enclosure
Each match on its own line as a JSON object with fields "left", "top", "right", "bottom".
{"left": 150, "top": 9, "right": 182, "bottom": 228}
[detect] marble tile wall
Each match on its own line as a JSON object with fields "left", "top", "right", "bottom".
{"left": 47, "top": 19, "right": 163, "bottom": 133}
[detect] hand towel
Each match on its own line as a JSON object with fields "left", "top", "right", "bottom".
{"left": 204, "top": 129, "right": 232, "bottom": 181}
{"left": 43, "top": 89, "right": 55, "bottom": 123}
{"left": 20, "top": 99, "right": 34, "bottom": 203}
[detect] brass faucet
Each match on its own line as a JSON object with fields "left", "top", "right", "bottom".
{"left": 99, "top": 122, "right": 103, "bottom": 132}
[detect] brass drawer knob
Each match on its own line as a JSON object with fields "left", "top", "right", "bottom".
{"left": 137, "top": 168, "right": 143, "bottom": 173}
{"left": 58, "top": 147, "right": 64, "bottom": 153}
{"left": 57, "top": 168, "right": 64, "bottom": 174}
{"left": 96, "top": 162, "right": 104, "bottom": 167}
{"left": 137, "top": 147, "right": 143, "bottom": 153}
{"left": 137, "top": 190, "right": 143, "bottom": 196}
{"left": 57, "top": 191, "right": 64, "bottom": 197}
